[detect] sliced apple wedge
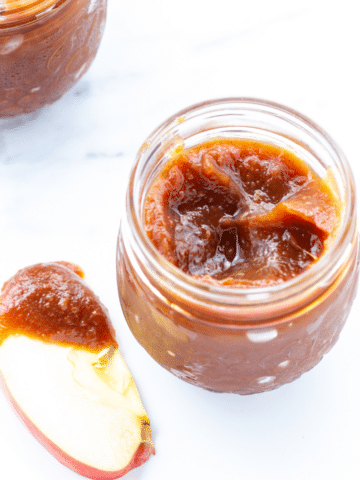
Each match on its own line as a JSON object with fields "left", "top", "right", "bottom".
{"left": 0, "top": 262, "right": 154, "bottom": 479}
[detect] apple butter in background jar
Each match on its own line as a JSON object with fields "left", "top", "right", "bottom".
{"left": 117, "top": 98, "right": 359, "bottom": 394}
{"left": 0, "top": 0, "right": 107, "bottom": 117}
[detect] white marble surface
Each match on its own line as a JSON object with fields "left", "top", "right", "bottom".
{"left": 1, "top": 1, "right": 360, "bottom": 479}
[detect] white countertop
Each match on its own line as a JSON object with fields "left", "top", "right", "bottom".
{"left": 1, "top": 1, "right": 360, "bottom": 479}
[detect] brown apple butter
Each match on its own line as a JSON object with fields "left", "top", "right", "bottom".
{"left": 0, "top": 0, "right": 107, "bottom": 117}
{"left": 0, "top": 262, "right": 117, "bottom": 351}
{"left": 144, "top": 139, "right": 340, "bottom": 286}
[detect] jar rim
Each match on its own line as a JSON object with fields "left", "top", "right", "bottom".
{"left": 0, "top": 0, "right": 64, "bottom": 26}
{"left": 125, "top": 97, "right": 357, "bottom": 317}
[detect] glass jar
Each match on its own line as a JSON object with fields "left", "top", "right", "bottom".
{"left": 116, "top": 98, "right": 359, "bottom": 394}
{"left": 0, "top": 0, "right": 107, "bottom": 117}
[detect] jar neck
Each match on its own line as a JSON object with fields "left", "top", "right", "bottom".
{"left": 123, "top": 207, "right": 358, "bottom": 327}
{"left": 124, "top": 98, "right": 358, "bottom": 326}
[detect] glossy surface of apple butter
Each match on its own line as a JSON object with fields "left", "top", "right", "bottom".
{"left": 0, "top": 262, "right": 117, "bottom": 350}
{"left": 0, "top": 0, "right": 107, "bottom": 117}
{"left": 144, "top": 139, "right": 339, "bottom": 286}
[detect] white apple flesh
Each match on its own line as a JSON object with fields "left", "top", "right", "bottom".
{"left": 0, "top": 334, "right": 154, "bottom": 479}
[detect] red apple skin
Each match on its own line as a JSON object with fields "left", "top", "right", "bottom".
{"left": 0, "top": 371, "right": 155, "bottom": 480}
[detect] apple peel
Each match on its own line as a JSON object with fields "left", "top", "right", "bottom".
{"left": 0, "top": 368, "right": 153, "bottom": 480}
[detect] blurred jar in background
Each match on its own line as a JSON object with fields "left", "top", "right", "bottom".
{"left": 0, "top": 0, "right": 107, "bottom": 117}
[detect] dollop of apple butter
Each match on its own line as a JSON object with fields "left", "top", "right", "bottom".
{"left": 0, "top": 262, "right": 117, "bottom": 350}
{"left": 144, "top": 139, "right": 341, "bottom": 287}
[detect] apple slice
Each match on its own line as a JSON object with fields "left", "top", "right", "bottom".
{"left": 0, "top": 263, "right": 154, "bottom": 479}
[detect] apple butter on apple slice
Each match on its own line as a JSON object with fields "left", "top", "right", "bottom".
{"left": 0, "top": 262, "right": 154, "bottom": 480}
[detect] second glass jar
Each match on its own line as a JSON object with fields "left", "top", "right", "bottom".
{"left": 0, "top": 0, "right": 107, "bottom": 117}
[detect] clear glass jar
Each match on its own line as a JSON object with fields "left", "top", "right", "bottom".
{"left": 117, "top": 98, "right": 359, "bottom": 394}
{"left": 0, "top": 0, "right": 107, "bottom": 117}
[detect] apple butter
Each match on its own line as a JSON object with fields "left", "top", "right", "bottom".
{"left": 0, "top": 262, "right": 117, "bottom": 351}
{"left": 144, "top": 138, "right": 339, "bottom": 287}
{"left": 0, "top": 0, "right": 107, "bottom": 117}
{"left": 117, "top": 99, "right": 359, "bottom": 394}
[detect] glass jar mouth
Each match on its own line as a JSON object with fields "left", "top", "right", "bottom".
{"left": 0, "top": 0, "right": 62, "bottom": 26}
{"left": 126, "top": 97, "right": 357, "bottom": 315}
